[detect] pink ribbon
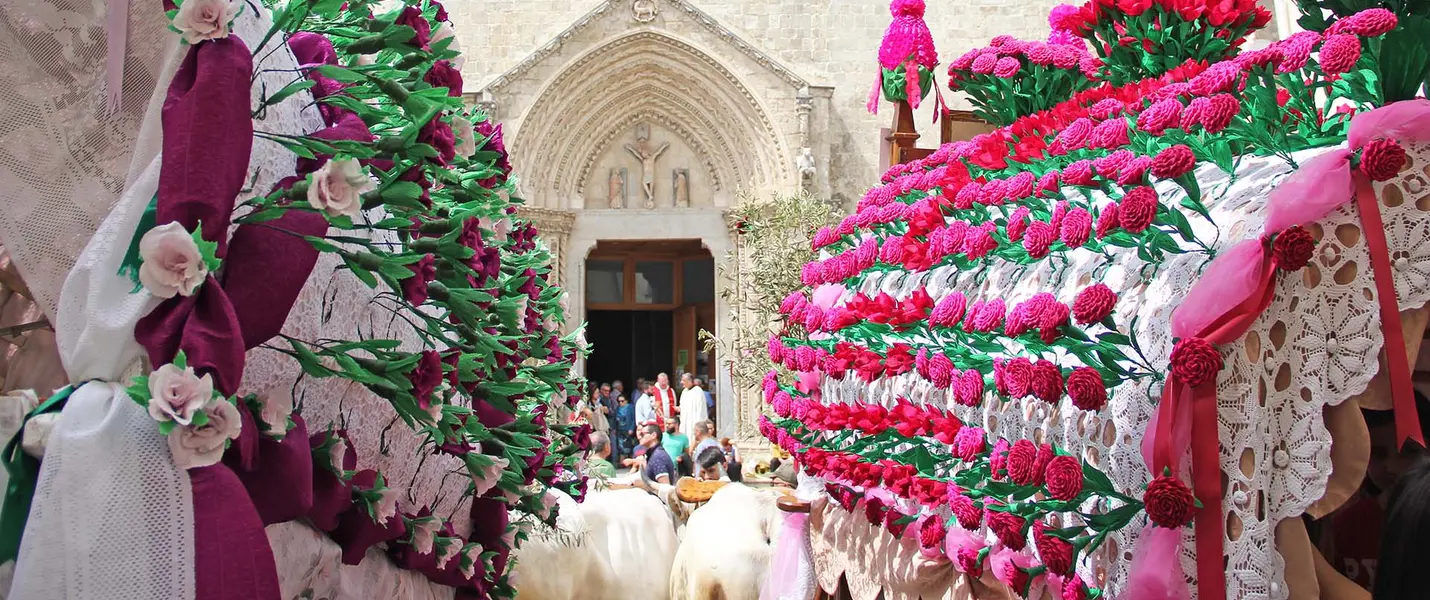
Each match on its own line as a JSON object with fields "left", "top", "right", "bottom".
{"left": 1140, "top": 98, "right": 1430, "bottom": 600}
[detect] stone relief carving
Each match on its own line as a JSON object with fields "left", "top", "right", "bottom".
{"left": 632, "top": 0, "right": 658, "bottom": 23}
{"left": 482, "top": 1, "right": 808, "bottom": 94}
{"left": 672, "top": 168, "right": 689, "bottom": 208}
{"left": 797, "top": 147, "right": 816, "bottom": 192}
{"left": 507, "top": 32, "right": 793, "bottom": 204}
{"left": 607, "top": 167, "right": 626, "bottom": 208}
{"left": 624, "top": 125, "right": 668, "bottom": 209}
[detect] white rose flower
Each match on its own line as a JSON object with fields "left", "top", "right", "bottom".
{"left": 307, "top": 158, "right": 374, "bottom": 219}
{"left": 471, "top": 455, "right": 508, "bottom": 497}
{"left": 374, "top": 486, "right": 400, "bottom": 523}
{"left": 147, "top": 362, "right": 215, "bottom": 425}
{"left": 575, "top": 330, "right": 588, "bottom": 352}
{"left": 20, "top": 413, "right": 60, "bottom": 459}
{"left": 431, "top": 24, "right": 465, "bottom": 70}
{"left": 173, "top": 0, "right": 239, "bottom": 44}
{"left": 0, "top": 389, "right": 39, "bottom": 433}
{"left": 410, "top": 518, "right": 439, "bottom": 555}
{"left": 540, "top": 489, "right": 560, "bottom": 520}
{"left": 453, "top": 117, "right": 477, "bottom": 159}
{"left": 168, "top": 398, "right": 242, "bottom": 469}
{"left": 460, "top": 544, "right": 485, "bottom": 579}
{"left": 257, "top": 387, "right": 293, "bottom": 437}
{"left": 328, "top": 436, "right": 349, "bottom": 474}
{"left": 138, "top": 222, "right": 208, "bottom": 299}
{"left": 435, "top": 539, "right": 460, "bottom": 569}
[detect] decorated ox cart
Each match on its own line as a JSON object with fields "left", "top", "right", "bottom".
{"left": 761, "top": 1, "right": 1430, "bottom": 599}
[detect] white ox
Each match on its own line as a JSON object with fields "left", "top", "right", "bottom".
{"left": 669, "top": 484, "right": 786, "bottom": 600}
{"left": 512, "top": 487, "right": 679, "bottom": 600}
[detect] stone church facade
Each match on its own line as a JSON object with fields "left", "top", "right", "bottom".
{"left": 452, "top": 0, "right": 1300, "bottom": 439}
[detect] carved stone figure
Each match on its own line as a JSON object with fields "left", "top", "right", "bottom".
{"left": 608, "top": 168, "right": 626, "bottom": 209}
{"left": 795, "top": 147, "right": 817, "bottom": 181}
{"left": 673, "top": 169, "right": 689, "bottom": 208}
{"left": 625, "top": 130, "right": 668, "bottom": 209}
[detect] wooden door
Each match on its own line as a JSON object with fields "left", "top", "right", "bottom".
{"left": 673, "top": 305, "right": 696, "bottom": 376}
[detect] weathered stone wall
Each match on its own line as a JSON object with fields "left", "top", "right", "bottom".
{"left": 452, "top": 0, "right": 1059, "bottom": 209}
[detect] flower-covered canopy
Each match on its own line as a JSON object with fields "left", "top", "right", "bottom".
{"left": 768, "top": 1, "right": 1430, "bottom": 599}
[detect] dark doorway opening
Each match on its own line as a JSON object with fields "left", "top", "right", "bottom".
{"left": 585, "top": 310, "right": 674, "bottom": 394}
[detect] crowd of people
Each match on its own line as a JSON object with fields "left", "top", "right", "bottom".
{"left": 574, "top": 372, "right": 738, "bottom": 485}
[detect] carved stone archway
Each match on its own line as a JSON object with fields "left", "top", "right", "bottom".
{"left": 510, "top": 31, "right": 792, "bottom": 209}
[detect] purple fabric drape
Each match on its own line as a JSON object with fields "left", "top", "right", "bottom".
{"left": 330, "top": 469, "right": 408, "bottom": 565}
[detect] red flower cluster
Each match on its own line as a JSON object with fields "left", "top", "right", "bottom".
{"left": 1144, "top": 474, "right": 1195, "bottom": 527}
{"left": 1169, "top": 336, "right": 1222, "bottom": 387}
{"left": 1271, "top": 225, "right": 1315, "bottom": 271}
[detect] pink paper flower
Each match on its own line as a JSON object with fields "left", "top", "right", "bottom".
{"left": 1007, "top": 207, "right": 1032, "bottom": 241}
{"left": 1089, "top": 117, "right": 1130, "bottom": 149}
{"left": 1062, "top": 160, "right": 1095, "bottom": 185}
{"left": 147, "top": 362, "right": 215, "bottom": 426}
{"left": 1022, "top": 221, "right": 1056, "bottom": 258}
{"left": 168, "top": 398, "right": 242, "bottom": 470}
{"left": 1340, "top": 8, "right": 1397, "bottom": 37}
{"left": 971, "top": 53, "right": 998, "bottom": 74}
{"left": 1060, "top": 208, "right": 1092, "bottom": 248}
{"left": 1057, "top": 118, "right": 1093, "bottom": 149}
{"left": 1116, "top": 156, "right": 1151, "bottom": 186}
{"left": 410, "top": 517, "right": 440, "bottom": 555}
{"left": 994, "top": 56, "right": 1022, "bottom": 77}
{"left": 138, "top": 222, "right": 208, "bottom": 299}
{"left": 1093, "top": 149, "right": 1134, "bottom": 179}
{"left": 1095, "top": 202, "right": 1120, "bottom": 238}
{"left": 1136, "top": 98, "right": 1183, "bottom": 136}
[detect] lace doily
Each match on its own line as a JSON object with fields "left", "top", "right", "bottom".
{"left": 817, "top": 142, "right": 1430, "bottom": 598}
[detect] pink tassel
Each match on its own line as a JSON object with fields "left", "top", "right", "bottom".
{"left": 906, "top": 62, "right": 922, "bottom": 110}
{"left": 867, "top": 70, "right": 882, "bottom": 115}
{"left": 1120, "top": 525, "right": 1191, "bottom": 600}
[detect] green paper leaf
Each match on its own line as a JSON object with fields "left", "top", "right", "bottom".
{"left": 191, "top": 225, "right": 222, "bottom": 273}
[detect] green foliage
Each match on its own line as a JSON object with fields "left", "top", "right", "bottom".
{"left": 700, "top": 192, "right": 841, "bottom": 393}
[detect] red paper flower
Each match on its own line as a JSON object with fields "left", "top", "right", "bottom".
{"left": 1066, "top": 367, "right": 1108, "bottom": 411}
{"left": 953, "top": 426, "right": 987, "bottom": 461}
{"left": 1073, "top": 283, "right": 1116, "bottom": 324}
{"left": 401, "top": 254, "right": 437, "bottom": 305}
{"left": 863, "top": 497, "right": 887, "bottom": 525}
{"left": 919, "top": 516, "right": 947, "bottom": 552}
{"left": 1030, "top": 361, "right": 1064, "bottom": 403}
{"left": 1151, "top": 144, "right": 1196, "bottom": 179}
{"left": 1144, "top": 474, "right": 1195, "bottom": 528}
{"left": 1057, "top": 118, "right": 1094, "bottom": 150}
{"left": 1318, "top": 34, "right": 1361, "bottom": 75}
{"left": 956, "top": 547, "right": 985, "bottom": 577}
{"left": 1044, "top": 455, "right": 1084, "bottom": 501}
{"left": 1272, "top": 225, "right": 1315, "bottom": 271}
{"left": 957, "top": 369, "right": 986, "bottom": 406}
{"left": 989, "top": 438, "right": 1011, "bottom": 479}
{"left": 998, "top": 357, "right": 1034, "bottom": 398}
{"left": 1096, "top": 202, "right": 1120, "bottom": 239}
{"left": 1170, "top": 336, "right": 1222, "bottom": 387}
{"left": 1034, "top": 521, "right": 1076, "bottom": 575}
{"left": 1116, "top": 156, "right": 1151, "bottom": 186}
{"left": 1361, "top": 137, "right": 1407, "bottom": 181}
{"left": 1202, "top": 94, "right": 1241, "bottom": 133}
{"left": 986, "top": 509, "right": 1028, "bottom": 550}
{"left": 885, "top": 506, "right": 912, "bottom": 537}
{"left": 1117, "top": 186, "right": 1158, "bottom": 233}
{"left": 951, "top": 493, "right": 983, "bottom": 530}
{"left": 1094, "top": 149, "right": 1134, "bottom": 179}
{"left": 1005, "top": 439, "right": 1040, "bottom": 485}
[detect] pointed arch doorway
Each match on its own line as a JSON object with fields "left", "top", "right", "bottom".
{"left": 583, "top": 239, "right": 716, "bottom": 420}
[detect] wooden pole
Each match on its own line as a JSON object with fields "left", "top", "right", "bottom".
{"left": 885, "top": 99, "right": 920, "bottom": 167}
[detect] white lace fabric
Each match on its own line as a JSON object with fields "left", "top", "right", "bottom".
{"left": 815, "top": 143, "right": 1430, "bottom": 599}
{"left": 1, "top": 3, "right": 327, "bottom": 599}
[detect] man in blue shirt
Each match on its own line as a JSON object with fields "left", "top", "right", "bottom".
{"left": 626, "top": 423, "right": 677, "bottom": 485}
{"left": 697, "top": 377, "right": 715, "bottom": 428}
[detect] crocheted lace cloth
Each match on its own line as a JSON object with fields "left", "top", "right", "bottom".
{"left": 813, "top": 142, "right": 1430, "bottom": 599}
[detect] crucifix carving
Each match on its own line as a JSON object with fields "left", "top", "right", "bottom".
{"left": 624, "top": 125, "right": 668, "bottom": 209}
